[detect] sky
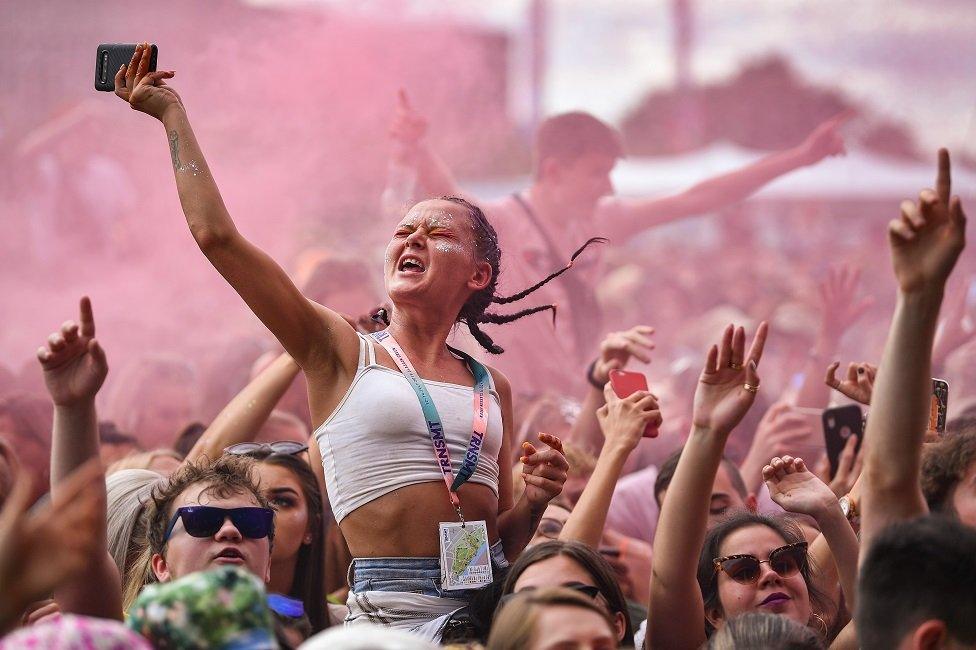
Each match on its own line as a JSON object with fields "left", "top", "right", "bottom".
{"left": 250, "top": 0, "right": 976, "bottom": 156}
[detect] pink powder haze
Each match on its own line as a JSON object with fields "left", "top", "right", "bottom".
{"left": 2, "top": 1, "right": 975, "bottom": 451}
{"left": 0, "top": 1, "right": 517, "bottom": 419}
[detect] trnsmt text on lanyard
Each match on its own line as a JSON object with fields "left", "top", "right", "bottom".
{"left": 370, "top": 330, "right": 494, "bottom": 590}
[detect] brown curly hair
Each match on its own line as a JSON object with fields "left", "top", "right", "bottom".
{"left": 922, "top": 429, "right": 976, "bottom": 515}
{"left": 144, "top": 454, "right": 274, "bottom": 556}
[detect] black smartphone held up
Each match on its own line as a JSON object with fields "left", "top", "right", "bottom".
{"left": 94, "top": 43, "right": 157, "bottom": 91}
{"left": 930, "top": 378, "right": 949, "bottom": 437}
{"left": 822, "top": 404, "right": 863, "bottom": 479}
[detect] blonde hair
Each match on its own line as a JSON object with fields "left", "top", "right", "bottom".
{"left": 106, "top": 469, "right": 163, "bottom": 612}
{"left": 486, "top": 587, "right": 616, "bottom": 650}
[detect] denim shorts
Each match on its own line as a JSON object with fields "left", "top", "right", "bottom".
{"left": 348, "top": 540, "right": 509, "bottom": 601}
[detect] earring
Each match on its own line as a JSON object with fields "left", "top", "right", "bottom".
{"left": 302, "top": 535, "right": 313, "bottom": 545}
{"left": 809, "top": 612, "right": 828, "bottom": 637}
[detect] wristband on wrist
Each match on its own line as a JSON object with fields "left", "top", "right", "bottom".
{"left": 586, "top": 360, "right": 604, "bottom": 390}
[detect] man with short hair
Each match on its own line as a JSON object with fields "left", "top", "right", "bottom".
{"left": 390, "top": 94, "right": 847, "bottom": 393}
{"left": 857, "top": 516, "right": 976, "bottom": 650}
{"left": 143, "top": 454, "right": 275, "bottom": 584}
{"left": 921, "top": 428, "right": 976, "bottom": 527}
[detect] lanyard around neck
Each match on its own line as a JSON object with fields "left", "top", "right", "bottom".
{"left": 370, "top": 330, "right": 492, "bottom": 523}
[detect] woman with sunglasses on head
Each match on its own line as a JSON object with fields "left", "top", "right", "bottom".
{"left": 501, "top": 540, "right": 634, "bottom": 647}
{"left": 115, "top": 45, "right": 581, "bottom": 638}
{"left": 646, "top": 323, "right": 856, "bottom": 649}
{"left": 225, "top": 441, "right": 331, "bottom": 637}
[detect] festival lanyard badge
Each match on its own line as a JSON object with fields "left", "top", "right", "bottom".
{"left": 370, "top": 331, "right": 494, "bottom": 591}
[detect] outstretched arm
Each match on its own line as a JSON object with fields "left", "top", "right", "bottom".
{"left": 38, "top": 297, "right": 122, "bottom": 620}
{"left": 184, "top": 352, "right": 301, "bottom": 464}
{"left": 608, "top": 113, "right": 849, "bottom": 240}
{"left": 115, "top": 44, "right": 356, "bottom": 372}
{"left": 560, "top": 383, "right": 661, "bottom": 548}
{"left": 648, "top": 322, "right": 768, "bottom": 650}
{"left": 860, "top": 149, "right": 966, "bottom": 551}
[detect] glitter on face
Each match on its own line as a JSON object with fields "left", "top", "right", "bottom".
{"left": 434, "top": 241, "right": 464, "bottom": 255}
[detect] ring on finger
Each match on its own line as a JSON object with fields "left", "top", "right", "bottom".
{"left": 743, "top": 382, "right": 759, "bottom": 394}
{"left": 729, "top": 361, "right": 743, "bottom": 370}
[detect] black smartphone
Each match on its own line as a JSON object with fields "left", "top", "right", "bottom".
{"left": 822, "top": 404, "right": 863, "bottom": 479}
{"left": 930, "top": 378, "right": 949, "bottom": 437}
{"left": 94, "top": 43, "right": 157, "bottom": 91}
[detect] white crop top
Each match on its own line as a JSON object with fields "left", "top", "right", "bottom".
{"left": 314, "top": 333, "right": 504, "bottom": 523}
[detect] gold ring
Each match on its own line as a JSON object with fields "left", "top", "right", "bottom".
{"left": 743, "top": 383, "right": 759, "bottom": 394}
{"left": 729, "top": 361, "right": 743, "bottom": 371}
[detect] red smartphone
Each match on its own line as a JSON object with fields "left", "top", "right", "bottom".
{"left": 608, "top": 369, "right": 658, "bottom": 438}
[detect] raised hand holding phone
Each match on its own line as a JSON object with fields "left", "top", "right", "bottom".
{"left": 606, "top": 369, "right": 660, "bottom": 438}
{"left": 598, "top": 377, "right": 662, "bottom": 446}
{"left": 114, "top": 42, "right": 181, "bottom": 120}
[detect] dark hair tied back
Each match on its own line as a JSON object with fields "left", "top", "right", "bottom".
{"left": 439, "top": 196, "right": 606, "bottom": 354}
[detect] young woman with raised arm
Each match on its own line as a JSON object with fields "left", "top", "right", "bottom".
{"left": 114, "top": 44, "right": 579, "bottom": 639}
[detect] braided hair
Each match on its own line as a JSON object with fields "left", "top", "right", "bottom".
{"left": 376, "top": 196, "right": 605, "bottom": 355}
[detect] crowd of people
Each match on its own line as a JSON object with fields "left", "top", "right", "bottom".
{"left": 1, "top": 41, "right": 975, "bottom": 649}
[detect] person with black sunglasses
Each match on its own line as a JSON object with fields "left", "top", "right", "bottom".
{"left": 136, "top": 454, "right": 276, "bottom": 596}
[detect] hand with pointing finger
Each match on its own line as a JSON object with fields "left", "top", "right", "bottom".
{"left": 797, "top": 111, "right": 852, "bottom": 166}
{"left": 889, "top": 149, "right": 967, "bottom": 294}
{"left": 37, "top": 297, "right": 107, "bottom": 407}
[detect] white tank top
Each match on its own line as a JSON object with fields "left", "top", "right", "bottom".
{"left": 314, "top": 333, "right": 504, "bottom": 523}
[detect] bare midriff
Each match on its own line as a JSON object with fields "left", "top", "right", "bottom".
{"left": 338, "top": 481, "right": 500, "bottom": 558}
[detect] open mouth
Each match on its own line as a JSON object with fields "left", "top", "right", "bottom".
{"left": 397, "top": 255, "right": 426, "bottom": 274}
{"left": 213, "top": 547, "right": 245, "bottom": 563}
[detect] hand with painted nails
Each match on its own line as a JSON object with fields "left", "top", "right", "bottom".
{"left": 590, "top": 325, "right": 655, "bottom": 386}
{"left": 797, "top": 111, "right": 851, "bottom": 166}
{"left": 825, "top": 361, "right": 876, "bottom": 405}
{"left": 889, "top": 149, "right": 967, "bottom": 294}
{"left": 692, "top": 322, "right": 768, "bottom": 436}
{"left": 763, "top": 456, "right": 838, "bottom": 519}
{"left": 520, "top": 432, "right": 569, "bottom": 509}
{"left": 114, "top": 42, "right": 182, "bottom": 120}
{"left": 597, "top": 382, "right": 662, "bottom": 451}
{"left": 36, "top": 297, "right": 107, "bottom": 407}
